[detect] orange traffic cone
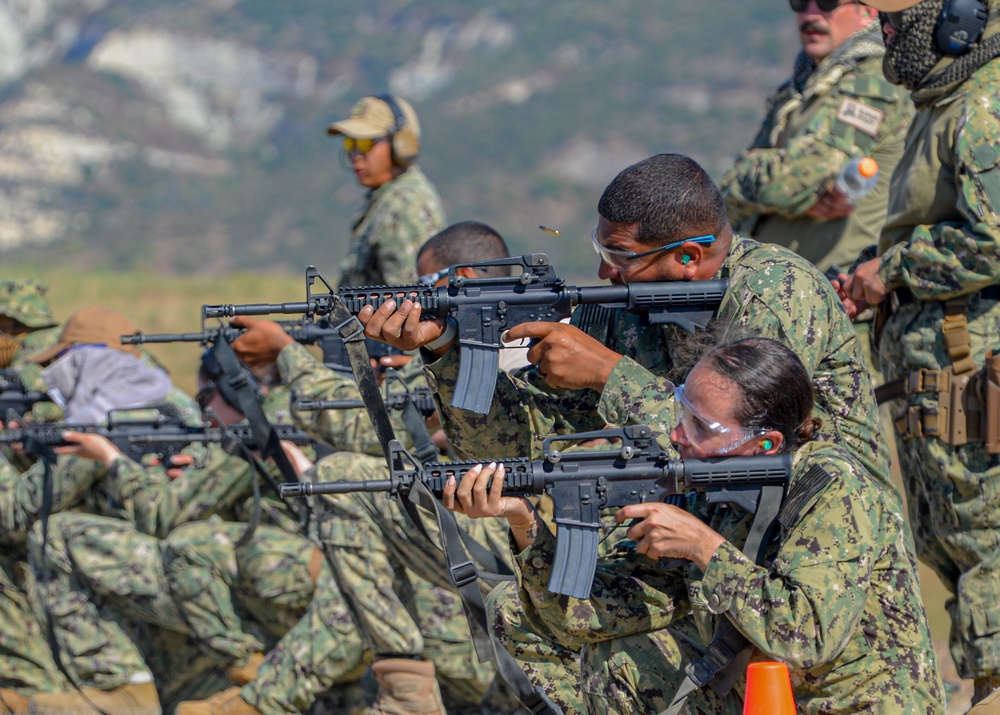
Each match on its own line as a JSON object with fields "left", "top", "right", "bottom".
{"left": 744, "top": 661, "right": 796, "bottom": 715}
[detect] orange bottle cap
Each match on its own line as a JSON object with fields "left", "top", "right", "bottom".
{"left": 858, "top": 157, "right": 879, "bottom": 179}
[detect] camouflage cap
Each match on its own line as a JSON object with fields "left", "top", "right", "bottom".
{"left": 0, "top": 279, "right": 58, "bottom": 329}
{"left": 29, "top": 306, "right": 141, "bottom": 364}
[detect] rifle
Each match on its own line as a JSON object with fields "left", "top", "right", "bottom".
{"left": 280, "top": 425, "right": 790, "bottom": 599}
{"left": 0, "top": 405, "right": 315, "bottom": 463}
{"left": 202, "top": 258, "right": 728, "bottom": 414}
{"left": 0, "top": 371, "right": 52, "bottom": 418}
{"left": 120, "top": 319, "right": 401, "bottom": 375}
{"left": 297, "top": 386, "right": 436, "bottom": 419}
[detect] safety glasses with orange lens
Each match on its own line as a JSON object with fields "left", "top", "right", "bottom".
{"left": 343, "top": 137, "right": 387, "bottom": 156}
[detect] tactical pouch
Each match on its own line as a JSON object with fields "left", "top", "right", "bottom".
{"left": 969, "top": 350, "right": 1000, "bottom": 454}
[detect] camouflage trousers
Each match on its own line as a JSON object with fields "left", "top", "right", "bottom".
{"left": 27, "top": 512, "right": 331, "bottom": 700}
{"left": 0, "top": 553, "right": 69, "bottom": 695}
{"left": 880, "top": 297, "right": 1000, "bottom": 679}
{"left": 307, "top": 451, "right": 514, "bottom": 708}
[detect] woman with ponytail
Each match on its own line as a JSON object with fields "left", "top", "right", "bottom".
{"left": 447, "top": 337, "right": 944, "bottom": 714}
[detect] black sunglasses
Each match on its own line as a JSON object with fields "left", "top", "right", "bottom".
{"left": 789, "top": 0, "right": 850, "bottom": 11}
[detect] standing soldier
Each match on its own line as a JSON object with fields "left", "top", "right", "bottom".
{"left": 326, "top": 94, "right": 446, "bottom": 288}
{"left": 721, "top": 0, "right": 911, "bottom": 276}
{"left": 840, "top": 0, "right": 1000, "bottom": 711}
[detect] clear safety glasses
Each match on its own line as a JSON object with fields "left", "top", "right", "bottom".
{"left": 674, "top": 384, "right": 768, "bottom": 455}
{"left": 591, "top": 228, "right": 715, "bottom": 270}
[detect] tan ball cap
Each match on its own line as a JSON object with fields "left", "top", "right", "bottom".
{"left": 860, "top": 0, "right": 922, "bottom": 10}
{"left": 29, "top": 306, "right": 141, "bottom": 365}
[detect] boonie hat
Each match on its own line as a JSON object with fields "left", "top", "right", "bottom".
{"left": 30, "top": 306, "right": 141, "bottom": 364}
{"left": 0, "top": 279, "right": 58, "bottom": 329}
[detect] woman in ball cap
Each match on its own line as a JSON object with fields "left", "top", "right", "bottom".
{"left": 326, "top": 94, "right": 445, "bottom": 288}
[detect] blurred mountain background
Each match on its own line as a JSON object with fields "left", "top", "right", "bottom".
{"left": 0, "top": 0, "right": 798, "bottom": 283}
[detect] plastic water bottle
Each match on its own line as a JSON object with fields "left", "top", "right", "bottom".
{"left": 834, "top": 156, "right": 879, "bottom": 205}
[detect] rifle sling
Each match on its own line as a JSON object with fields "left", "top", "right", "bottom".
{"left": 397, "top": 393, "right": 440, "bottom": 465}
{"left": 318, "top": 299, "right": 554, "bottom": 712}
{"left": 212, "top": 334, "right": 308, "bottom": 528}
{"left": 400, "top": 478, "right": 557, "bottom": 713}
{"left": 29, "top": 440, "right": 114, "bottom": 714}
{"left": 322, "top": 304, "right": 397, "bottom": 464}
{"left": 219, "top": 434, "right": 266, "bottom": 548}
{"left": 660, "top": 482, "right": 787, "bottom": 715}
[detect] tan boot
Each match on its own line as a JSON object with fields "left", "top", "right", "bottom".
{"left": 971, "top": 678, "right": 1000, "bottom": 714}
{"left": 370, "top": 658, "right": 446, "bottom": 715}
{"left": 173, "top": 687, "right": 262, "bottom": 715}
{"left": 0, "top": 689, "right": 29, "bottom": 714}
{"left": 30, "top": 682, "right": 160, "bottom": 715}
{"left": 227, "top": 653, "right": 265, "bottom": 686}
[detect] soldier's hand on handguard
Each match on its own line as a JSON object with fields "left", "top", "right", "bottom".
{"left": 280, "top": 440, "right": 314, "bottom": 476}
{"left": 55, "top": 431, "right": 123, "bottom": 466}
{"left": 442, "top": 462, "right": 539, "bottom": 550}
{"left": 230, "top": 316, "right": 293, "bottom": 368}
{"left": 616, "top": 501, "right": 725, "bottom": 572}
{"left": 357, "top": 299, "right": 451, "bottom": 356}
{"left": 806, "top": 185, "right": 856, "bottom": 220}
{"left": 505, "top": 322, "right": 624, "bottom": 392}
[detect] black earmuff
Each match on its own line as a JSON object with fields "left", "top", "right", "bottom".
{"left": 935, "top": 0, "right": 988, "bottom": 55}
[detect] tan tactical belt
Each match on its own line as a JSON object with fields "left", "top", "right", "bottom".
{"left": 875, "top": 295, "right": 1000, "bottom": 451}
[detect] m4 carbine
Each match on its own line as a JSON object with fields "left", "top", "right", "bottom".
{"left": 202, "top": 257, "right": 727, "bottom": 414}
{"left": 0, "top": 405, "right": 315, "bottom": 463}
{"left": 280, "top": 425, "right": 790, "bottom": 599}
{"left": 120, "top": 320, "right": 400, "bottom": 376}
{"left": 296, "top": 385, "right": 436, "bottom": 419}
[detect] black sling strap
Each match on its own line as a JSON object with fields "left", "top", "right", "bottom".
{"left": 660, "top": 464, "right": 833, "bottom": 715}
{"left": 320, "top": 297, "right": 557, "bottom": 714}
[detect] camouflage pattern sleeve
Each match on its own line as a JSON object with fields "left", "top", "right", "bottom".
{"left": 598, "top": 357, "right": 678, "bottom": 447}
{"left": 278, "top": 341, "right": 387, "bottom": 456}
{"left": 338, "top": 166, "right": 446, "bottom": 288}
{"left": 105, "top": 445, "right": 255, "bottom": 538}
{"left": 722, "top": 56, "right": 908, "bottom": 220}
{"left": 424, "top": 348, "right": 604, "bottom": 460}
{"left": 697, "top": 443, "right": 942, "bottom": 710}
{"left": 879, "top": 61, "right": 1000, "bottom": 299}
{"left": 510, "top": 526, "right": 693, "bottom": 652}
{"left": 0, "top": 456, "right": 102, "bottom": 546}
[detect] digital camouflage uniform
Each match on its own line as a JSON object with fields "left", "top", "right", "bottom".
{"left": 422, "top": 236, "right": 896, "bottom": 711}
{"left": 0, "top": 383, "right": 201, "bottom": 700}
{"left": 0, "top": 452, "right": 69, "bottom": 696}
{"left": 427, "top": 236, "right": 894, "bottom": 503}
{"left": 0, "top": 278, "right": 60, "bottom": 371}
{"left": 721, "top": 22, "right": 911, "bottom": 275}
{"left": 489, "top": 441, "right": 944, "bottom": 714}
{"left": 337, "top": 165, "right": 445, "bottom": 288}
{"left": 237, "top": 342, "right": 502, "bottom": 714}
{"left": 24, "top": 380, "right": 343, "bottom": 710}
{"left": 873, "top": 40, "right": 1000, "bottom": 679}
